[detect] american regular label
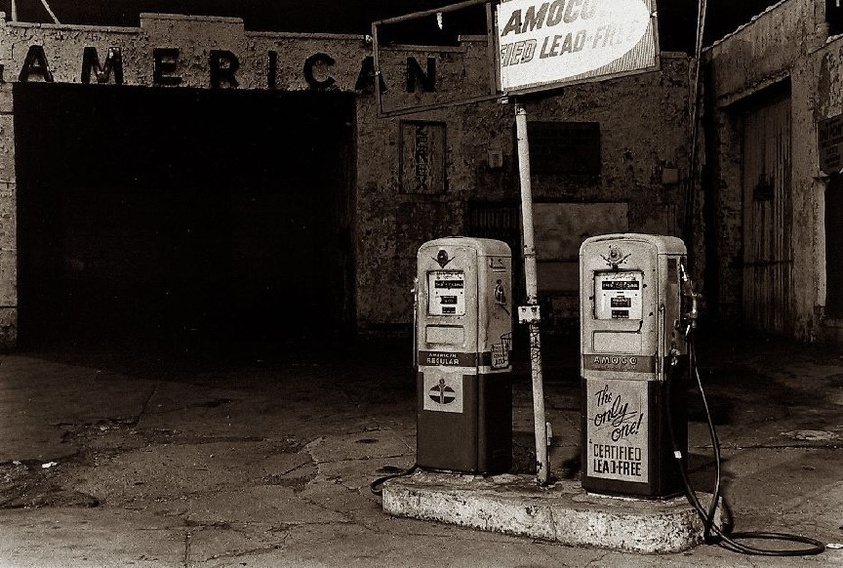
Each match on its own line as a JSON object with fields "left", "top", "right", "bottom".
{"left": 585, "top": 379, "right": 649, "bottom": 483}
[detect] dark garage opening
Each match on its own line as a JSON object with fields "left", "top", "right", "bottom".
{"left": 15, "top": 83, "right": 356, "bottom": 350}
{"left": 825, "top": 174, "right": 843, "bottom": 320}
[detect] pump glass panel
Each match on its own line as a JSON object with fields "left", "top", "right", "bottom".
{"left": 428, "top": 271, "right": 466, "bottom": 316}
{"left": 595, "top": 271, "right": 643, "bottom": 320}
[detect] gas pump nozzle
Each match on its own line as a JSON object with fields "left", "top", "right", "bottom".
{"left": 679, "top": 263, "right": 702, "bottom": 338}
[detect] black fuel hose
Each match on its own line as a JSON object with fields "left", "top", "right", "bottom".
{"left": 370, "top": 464, "right": 419, "bottom": 496}
{"left": 666, "top": 337, "right": 826, "bottom": 556}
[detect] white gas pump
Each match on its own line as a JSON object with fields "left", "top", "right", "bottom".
{"left": 415, "top": 237, "right": 513, "bottom": 474}
{"left": 579, "top": 233, "right": 688, "bottom": 498}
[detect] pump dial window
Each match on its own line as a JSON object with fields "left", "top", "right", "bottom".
{"left": 428, "top": 271, "right": 466, "bottom": 316}
{"left": 595, "top": 272, "right": 643, "bottom": 320}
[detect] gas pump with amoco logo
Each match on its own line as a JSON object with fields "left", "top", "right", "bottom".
{"left": 415, "top": 237, "right": 513, "bottom": 474}
{"left": 579, "top": 234, "right": 688, "bottom": 498}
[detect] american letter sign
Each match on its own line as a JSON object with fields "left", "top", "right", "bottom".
{"left": 496, "top": 0, "right": 659, "bottom": 94}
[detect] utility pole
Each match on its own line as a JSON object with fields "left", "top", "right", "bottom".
{"left": 514, "top": 101, "right": 549, "bottom": 486}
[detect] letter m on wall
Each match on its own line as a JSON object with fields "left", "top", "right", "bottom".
{"left": 82, "top": 47, "right": 124, "bottom": 85}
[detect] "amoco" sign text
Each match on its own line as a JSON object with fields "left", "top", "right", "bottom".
{"left": 496, "top": 0, "right": 658, "bottom": 93}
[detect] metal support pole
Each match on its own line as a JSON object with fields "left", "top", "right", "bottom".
{"left": 515, "top": 102, "right": 549, "bottom": 486}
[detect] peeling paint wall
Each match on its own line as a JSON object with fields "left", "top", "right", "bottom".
{"left": 355, "top": 51, "right": 691, "bottom": 331}
{"left": 703, "top": 0, "right": 843, "bottom": 341}
{"left": 0, "top": 82, "right": 14, "bottom": 345}
{"left": 527, "top": 55, "right": 691, "bottom": 226}
{"left": 797, "top": 36, "right": 843, "bottom": 342}
{"left": 0, "top": 13, "right": 691, "bottom": 346}
{"left": 706, "top": 0, "right": 826, "bottom": 105}
{"left": 512, "top": 54, "right": 692, "bottom": 323}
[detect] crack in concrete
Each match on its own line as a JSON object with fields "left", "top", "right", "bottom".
{"left": 708, "top": 443, "right": 842, "bottom": 450}
{"left": 201, "top": 544, "right": 284, "bottom": 564}
{"left": 295, "top": 486, "right": 358, "bottom": 525}
{"left": 131, "top": 381, "right": 161, "bottom": 428}
{"left": 548, "top": 505, "right": 559, "bottom": 542}
{"left": 273, "top": 460, "right": 314, "bottom": 478}
{"left": 178, "top": 519, "right": 292, "bottom": 565}
{"left": 182, "top": 529, "right": 192, "bottom": 568}
{"left": 313, "top": 453, "right": 412, "bottom": 466}
{"left": 583, "top": 551, "right": 611, "bottom": 568}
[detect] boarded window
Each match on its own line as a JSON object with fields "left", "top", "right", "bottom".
{"left": 526, "top": 122, "right": 601, "bottom": 176}
{"left": 534, "top": 202, "right": 628, "bottom": 292}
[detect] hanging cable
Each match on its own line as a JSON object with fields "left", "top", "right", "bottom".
{"left": 370, "top": 463, "right": 419, "bottom": 496}
{"left": 40, "top": 0, "right": 60, "bottom": 24}
{"left": 684, "top": 0, "right": 708, "bottom": 246}
{"left": 667, "top": 268, "right": 826, "bottom": 557}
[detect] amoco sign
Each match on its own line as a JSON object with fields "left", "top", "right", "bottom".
{"left": 496, "top": 0, "right": 659, "bottom": 94}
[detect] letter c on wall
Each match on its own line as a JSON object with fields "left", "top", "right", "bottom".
{"left": 304, "top": 53, "right": 336, "bottom": 89}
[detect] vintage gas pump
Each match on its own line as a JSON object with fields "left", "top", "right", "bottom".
{"left": 579, "top": 233, "right": 688, "bottom": 498}
{"left": 415, "top": 237, "right": 513, "bottom": 474}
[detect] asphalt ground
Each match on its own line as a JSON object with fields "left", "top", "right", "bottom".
{"left": 0, "top": 330, "right": 842, "bottom": 567}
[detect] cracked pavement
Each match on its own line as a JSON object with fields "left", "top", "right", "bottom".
{"left": 0, "top": 334, "right": 841, "bottom": 567}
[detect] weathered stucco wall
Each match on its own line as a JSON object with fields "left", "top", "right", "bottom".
{"left": 355, "top": 51, "right": 691, "bottom": 331}
{"left": 0, "top": 13, "right": 691, "bottom": 345}
{"left": 354, "top": 62, "right": 513, "bottom": 330}
{"left": 515, "top": 54, "right": 692, "bottom": 323}
{"left": 702, "top": 102, "right": 744, "bottom": 324}
{"left": 0, "top": 82, "right": 14, "bottom": 344}
{"left": 791, "top": 45, "right": 826, "bottom": 341}
{"left": 704, "top": 0, "right": 835, "bottom": 341}
{"left": 795, "top": 35, "right": 843, "bottom": 341}
{"left": 707, "top": 0, "right": 825, "bottom": 105}
{"left": 528, "top": 54, "right": 690, "bottom": 228}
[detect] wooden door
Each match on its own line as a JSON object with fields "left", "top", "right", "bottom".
{"left": 741, "top": 95, "right": 792, "bottom": 334}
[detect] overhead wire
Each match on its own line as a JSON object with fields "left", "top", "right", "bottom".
{"left": 684, "top": 0, "right": 708, "bottom": 247}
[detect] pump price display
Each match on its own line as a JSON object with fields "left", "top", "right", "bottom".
{"left": 595, "top": 271, "right": 643, "bottom": 320}
{"left": 428, "top": 271, "right": 466, "bottom": 316}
